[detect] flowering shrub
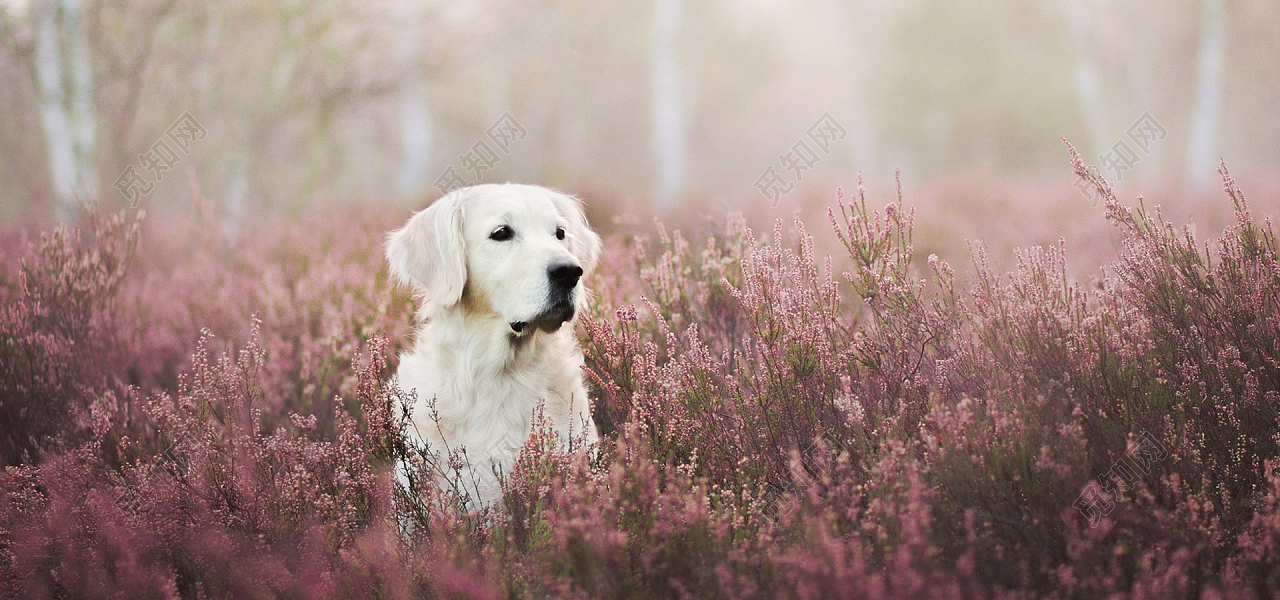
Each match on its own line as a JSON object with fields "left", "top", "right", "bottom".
{"left": 0, "top": 211, "right": 139, "bottom": 465}
{"left": 1, "top": 159, "right": 1278, "bottom": 598}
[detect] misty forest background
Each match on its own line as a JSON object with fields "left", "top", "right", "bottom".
{"left": 0, "top": 0, "right": 1277, "bottom": 264}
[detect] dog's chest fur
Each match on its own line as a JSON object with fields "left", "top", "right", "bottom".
{"left": 394, "top": 310, "right": 593, "bottom": 503}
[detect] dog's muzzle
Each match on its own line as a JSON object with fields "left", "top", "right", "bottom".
{"left": 509, "top": 262, "right": 582, "bottom": 335}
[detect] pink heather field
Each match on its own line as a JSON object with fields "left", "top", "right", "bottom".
{"left": 0, "top": 146, "right": 1277, "bottom": 599}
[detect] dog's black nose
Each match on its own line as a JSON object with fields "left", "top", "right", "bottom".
{"left": 548, "top": 263, "right": 583, "bottom": 287}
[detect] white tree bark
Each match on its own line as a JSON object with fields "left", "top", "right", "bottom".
{"left": 223, "top": 157, "right": 249, "bottom": 240}
{"left": 650, "top": 0, "right": 685, "bottom": 210}
{"left": 1120, "top": 3, "right": 1163, "bottom": 174}
{"left": 397, "top": 80, "right": 433, "bottom": 198}
{"left": 33, "top": 0, "right": 96, "bottom": 222}
{"left": 270, "top": 0, "right": 302, "bottom": 95}
{"left": 63, "top": 0, "right": 95, "bottom": 204}
{"left": 196, "top": 4, "right": 224, "bottom": 96}
{"left": 829, "top": 0, "right": 876, "bottom": 175}
{"left": 1186, "top": 0, "right": 1227, "bottom": 188}
{"left": 1066, "top": 3, "right": 1109, "bottom": 160}
{"left": 392, "top": 1, "right": 432, "bottom": 198}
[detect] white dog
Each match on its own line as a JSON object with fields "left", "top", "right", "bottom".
{"left": 386, "top": 183, "right": 601, "bottom": 507}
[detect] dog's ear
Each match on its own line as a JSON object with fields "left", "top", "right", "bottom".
{"left": 549, "top": 192, "right": 602, "bottom": 275}
{"left": 386, "top": 194, "right": 467, "bottom": 307}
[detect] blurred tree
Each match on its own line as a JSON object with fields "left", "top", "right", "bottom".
{"left": 1066, "top": 2, "right": 1109, "bottom": 159}
{"left": 651, "top": 0, "right": 686, "bottom": 209}
{"left": 826, "top": 0, "right": 878, "bottom": 175}
{"left": 1186, "top": 0, "right": 1226, "bottom": 188}
{"left": 32, "top": 0, "right": 96, "bottom": 222}
{"left": 0, "top": 0, "right": 1276, "bottom": 219}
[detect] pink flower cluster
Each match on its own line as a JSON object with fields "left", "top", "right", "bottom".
{"left": 2, "top": 158, "right": 1279, "bottom": 597}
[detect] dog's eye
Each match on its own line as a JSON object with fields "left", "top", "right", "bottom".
{"left": 489, "top": 225, "right": 514, "bottom": 241}
{"left": 555, "top": 227, "right": 566, "bottom": 240}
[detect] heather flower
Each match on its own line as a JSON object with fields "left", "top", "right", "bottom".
{"left": 2, "top": 158, "right": 1279, "bottom": 597}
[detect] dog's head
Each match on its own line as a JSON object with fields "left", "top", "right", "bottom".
{"left": 386, "top": 184, "right": 602, "bottom": 334}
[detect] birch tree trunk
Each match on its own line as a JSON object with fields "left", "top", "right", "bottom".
{"left": 63, "top": 0, "right": 96, "bottom": 206}
{"left": 220, "top": 0, "right": 298, "bottom": 240}
{"left": 1186, "top": 0, "right": 1227, "bottom": 188}
{"left": 223, "top": 158, "right": 249, "bottom": 241}
{"left": 1122, "top": 2, "right": 1163, "bottom": 174}
{"left": 650, "top": 0, "right": 685, "bottom": 210}
{"left": 392, "top": 0, "right": 432, "bottom": 198}
{"left": 1066, "top": 3, "right": 1109, "bottom": 160}
{"left": 829, "top": 0, "right": 876, "bottom": 175}
{"left": 397, "top": 81, "right": 433, "bottom": 198}
{"left": 33, "top": 0, "right": 96, "bottom": 222}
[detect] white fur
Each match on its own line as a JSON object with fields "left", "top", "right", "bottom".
{"left": 386, "top": 183, "right": 601, "bottom": 506}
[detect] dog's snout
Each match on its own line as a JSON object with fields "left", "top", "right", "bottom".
{"left": 548, "top": 263, "right": 583, "bottom": 287}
